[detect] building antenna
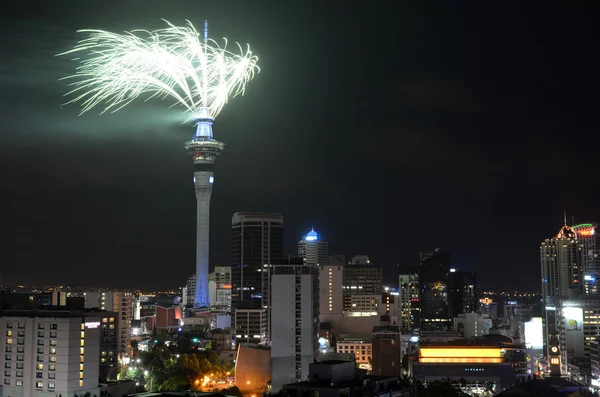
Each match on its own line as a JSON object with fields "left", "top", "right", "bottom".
{"left": 204, "top": 20, "right": 209, "bottom": 42}
{"left": 564, "top": 210, "right": 567, "bottom": 226}
{"left": 572, "top": 216, "right": 575, "bottom": 227}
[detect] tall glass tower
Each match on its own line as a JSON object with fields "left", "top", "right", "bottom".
{"left": 185, "top": 107, "right": 224, "bottom": 307}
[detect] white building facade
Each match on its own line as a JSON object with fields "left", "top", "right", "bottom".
{"left": 0, "top": 310, "right": 102, "bottom": 397}
{"left": 319, "top": 258, "right": 344, "bottom": 316}
{"left": 271, "top": 264, "right": 319, "bottom": 393}
{"left": 453, "top": 312, "right": 492, "bottom": 339}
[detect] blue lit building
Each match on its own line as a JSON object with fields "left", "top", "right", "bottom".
{"left": 298, "top": 228, "right": 329, "bottom": 266}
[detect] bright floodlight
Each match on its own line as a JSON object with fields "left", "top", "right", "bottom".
{"left": 58, "top": 20, "right": 259, "bottom": 119}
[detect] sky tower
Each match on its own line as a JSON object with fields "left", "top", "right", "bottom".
{"left": 185, "top": 106, "right": 223, "bottom": 307}
{"left": 59, "top": 20, "right": 259, "bottom": 308}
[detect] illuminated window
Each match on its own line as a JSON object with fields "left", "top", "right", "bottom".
{"left": 81, "top": 323, "right": 84, "bottom": 331}
{"left": 36, "top": 381, "right": 43, "bottom": 389}
{"left": 80, "top": 332, "right": 85, "bottom": 338}
{"left": 49, "top": 356, "right": 56, "bottom": 363}
{"left": 50, "top": 340, "right": 56, "bottom": 346}
{"left": 80, "top": 364, "right": 84, "bottom": 371}
{"left": 37, "top": 364, "right": 43, "bottom": 370}
{"left": 80, "top": 348, "right": 84, "bottom": 355}
{"left": 80, "top": 372, "right": 84, "bottom": 380}
{"left": 49, "top": 348, "right": 56, "bottom": 354}
{"left": 6, "top": 331, "right": 12, "bottom": 337}
{"left": 80, "top": 380, "right": 83, "bottom": 387}
{"left": 80, "top": 340, "right": 85, "bottom": 347}
{"left": 6, "top": 339, "right": 12, "bottom": 345}
{"left": 49, "top": 382, "right": 55, "bottom": 389}
{"left": 49, "top": 364, "right": 56, "bottom": 371}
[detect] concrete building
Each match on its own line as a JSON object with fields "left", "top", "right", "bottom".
{"left": 343, "top": 264, "right": 381, "bottom": 296}
{"left": 233, "top": 309, "right": 267, "bottom": 345}
{"left": 371, "top": 326, "right": 402, "bottom": 377}
{"left": 282, "top": 360, "right": 415, "bottom": 397}
{"left": 553, "top": 297, "right": 600, "bottom": 367}
{"left": 234, "top": 344, "right": 271, "bottom": 393}
{"left": 298, "top": 229, "right": 328, "bottom": 266}
{"left": 346, "top": 295, "right": 379, "bottom": 313}
{"left": 209, "top": 266, "right": 232, "bottom": 308}
{"left": 182, "top": 274, "right": 196, "bottom": 307}
{"left": 453, "top": 312, "right": 492, "bottom": 338}
{"left": 335, "top": 337, "right": 371, "bottom": 369}
{"left": 398, "top": 274, "right": 419, "bottom": 330}
{"left": 319, "top": 256, "right": 344, "bottom": 316}
{"left": 540, "top": 224, "right": 580, "bottom": 301}
{"left": 82, "top": 292, "right": 133, "bottom": 358}
{"left": 270, "top": 264, "right": 319, "bottom": 392}
{"left": 0, "top": 309, "right": 103, "bottom": 397}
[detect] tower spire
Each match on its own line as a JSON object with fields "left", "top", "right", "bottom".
{"left": 204, "top": 20, "right": 208, "bottom": 42}
{"left": 564, "top": 210, "right": 567, "bottom": 226}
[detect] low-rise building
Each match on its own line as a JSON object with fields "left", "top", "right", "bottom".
{"left": 336, "top": 337, "right": 371, "bottom": 369}
{"left": 453, "top": 312, "right": 492, "bottom": 338}
{"left": 282, "top": 360, "right": 415, "bottom": 397}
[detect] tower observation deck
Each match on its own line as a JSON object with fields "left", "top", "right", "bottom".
{"left": 184, "top": 107, "right": 225, "bottom": 307}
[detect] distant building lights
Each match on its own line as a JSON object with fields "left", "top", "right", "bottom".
{"left": 449, "top": 268, "right": 456, "bottom": 273}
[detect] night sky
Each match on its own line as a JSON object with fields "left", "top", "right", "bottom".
{"left": 2, "top": 1, "right": 599, "bottom": 291}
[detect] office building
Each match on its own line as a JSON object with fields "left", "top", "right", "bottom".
{"left": 0, "top": 309, "right": 103, "bottom": 397}
{"left": 182, "top": 274, "right": 196, "bottom": 307}
{"left": 319, "top": 256, "right": 344, "bottom": 316}
{"left": 343, "top": 260, "right": 382, "bottom": 299}
{"left": 270, "top": 263, "right": 319, "bottom": 392}
{"left": 398, "top": 274, "right": 419, "bottom": 330}
{"left": 573, "top": 223, "right": 600, "bottom": 295}
{"left": 298, "top": 228, "right": 329, "bottom": 266}
{"left": 209, "top": 266, "right": 232, "bottom": 307}
{"left": 335, "top": 337, "right": 372, "bottom": 369}
{"left": 540, "top": 223, "right": 580, "bottom": 301}
{"left": 418, "top": 249, "right": 451, "bottom": 331}
{"left": 233, "top": 309, "right": 267, "bottom": 345}
{"left": 231, "top": 212, "right": 284, "bottom": 309}
{"left": 552, "top": 297, "right": 600, "bottom": 366}
{"left": 453, "top": 312, "right": 492, "bottom": 338}
{"left": 82, "top": 292, "right": 133, "bottom": 358}
{"left": 448, "top": 271, "right": 478, "bottom": 318}
{"left": 371, "top": 326, "right": 402, "bottom": 377}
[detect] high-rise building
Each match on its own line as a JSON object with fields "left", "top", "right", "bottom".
{"left": 0, "top": 309, "right": 102, "bottom": 396}
{"left": 185, "top": 108, "right": 225, "bottom": 308}
{"left": 209, "top": 266, "right": 232, "bottom": 307}
{"left": 319, "top": 256, "right": 345, "bottom": 316}
{"left": 233, "top": 308, "right": 268, "bottom": 345}
{"left": 270, "top": 263, "right": 319, "bottom": 392}
{"left": 83, "top": 292, "right": 133, "bottom": 357}
{"left": 182, "top": 274, "right": 196, "bottom": 307}
{"left": 398, "top": 274, "right": 419, "bottom": 330}
{"left": 540, "top": 224, "right": 580, "bottom": 301}
{"left": 448, "top": 271, "right": 478, "bottom": 318}
{"left": 418, "top": 249, "right": 451, "bottom": 331}
{"left": 298, "top": 229, "right": 329, "bottom": 266}
{"left": 231, "top": 212, "right": 284, "bottom": 309}
{"left": 573, "top": 223, "right": 600, "bottom": 295}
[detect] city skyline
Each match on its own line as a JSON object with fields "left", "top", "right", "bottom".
{"left": 2, "top": 2, "right": 600, "bottom": 291}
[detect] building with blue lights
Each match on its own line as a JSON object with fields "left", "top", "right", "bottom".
{"left": 298, "top": 228, "right": 328, "bottom": 266}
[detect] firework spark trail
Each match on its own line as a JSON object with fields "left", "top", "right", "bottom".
{"left": 58, "top": 20, "right": 259, "bottom": 119}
